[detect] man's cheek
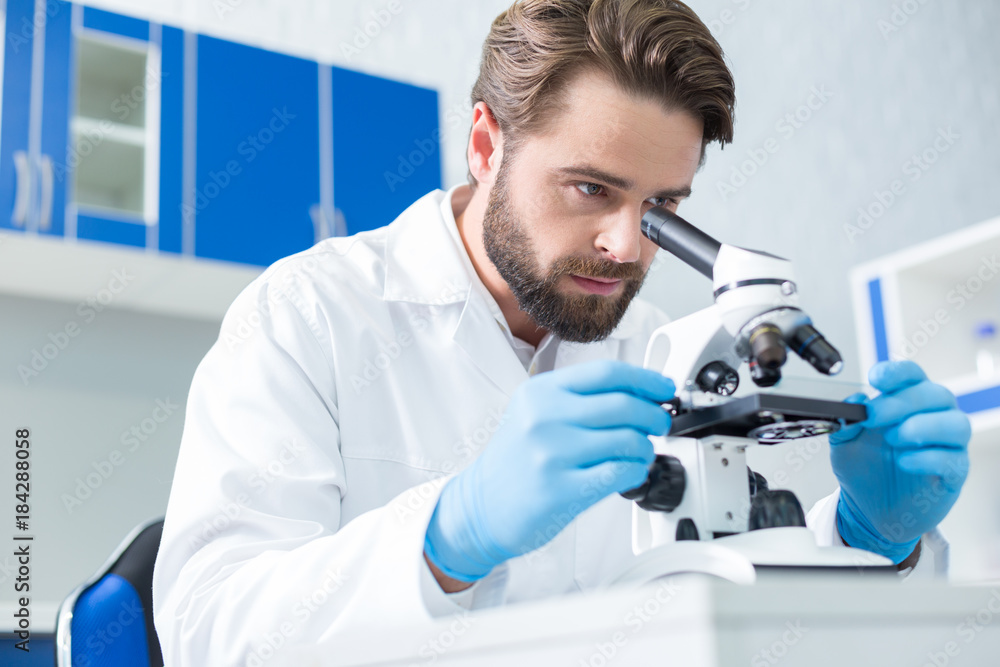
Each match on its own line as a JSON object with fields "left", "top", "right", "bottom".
{"left": 640, "top": 240, "right": 660, "bottom": 272}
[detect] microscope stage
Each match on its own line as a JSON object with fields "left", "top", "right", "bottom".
{"left": 668, "top": 393, "right": 868, "bottom": 443}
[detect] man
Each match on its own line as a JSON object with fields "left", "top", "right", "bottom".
{"left": 152, "top": 0, "right": 970, "bottom": 664}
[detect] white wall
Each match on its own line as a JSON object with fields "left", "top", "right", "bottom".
{"left": 81, "top": 0, "right": 998, "bottom": 351}
{"left": 7, "top": 0, "right": 999, "bottom": 620}
{"left": 84, "top": 0, "right": 1000, "bottom": 379}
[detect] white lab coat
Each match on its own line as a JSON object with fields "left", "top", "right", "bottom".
{"left": 152, "top": 185, "right": 945, "bottom": 667}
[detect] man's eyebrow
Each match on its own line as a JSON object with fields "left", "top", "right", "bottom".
{"left": 555, "top": 165, "right": 693, "bottom": 200}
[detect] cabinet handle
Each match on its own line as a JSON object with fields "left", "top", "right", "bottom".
{"left": 12, "top": 150, "right": 30, "bottom": 227}
{"left": 39, "top": 154, "right": 54, "bottom": 232}
{"left": 310, "top": 204, "right": 348, "bottom": 244}
{"left": 333, "top": 208, "right": 347, "bottom": 238}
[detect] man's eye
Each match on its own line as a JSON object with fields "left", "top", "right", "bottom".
{"left": 576, "top": 182, "right": 605, "bottom": 196}
{"left": 647, "top": 196, "right": 673, "bottom": 208}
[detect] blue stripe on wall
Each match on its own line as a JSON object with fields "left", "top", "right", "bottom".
{"left": 957, "top": 384, "right": 1000, "bottom": 414}
{"left": 868, "top": 278, "right": 890, "bottom": 362}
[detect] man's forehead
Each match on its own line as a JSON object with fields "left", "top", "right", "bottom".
{"left": 516, "top": 69, "right": 704, "bottom": 181}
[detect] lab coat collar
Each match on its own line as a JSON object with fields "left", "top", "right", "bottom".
{"left": 382, "top": 185, "right": 641, "bottom": 342}
{"left": 382, "top": 188, "right": 472, "bottom": 306}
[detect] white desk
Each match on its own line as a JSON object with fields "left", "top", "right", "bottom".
{"left": 287, "top": 575, "right": 1000, "bottom": 667}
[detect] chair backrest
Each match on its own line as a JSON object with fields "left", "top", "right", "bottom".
{"left": 55, "top": 518, "right": 165, "bottom": 667}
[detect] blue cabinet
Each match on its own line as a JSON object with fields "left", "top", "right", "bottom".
{"left": 0, "top": 1, "right": 183, "bottom": 248}
{"left": 0, "top": 3, "right": 442, "bottom": 268}
{"left": 0, "top": 0, "right": 72, "bottom": 237}
{"left": 38, "top": 0, "right": 71, "bottom": 239}
{"left": 68, "top": 7, "right": 185, "bottom": 250}
{"left": 191, "top": 36, "right": 320, "bottom": 267}
{"left": 331, "top": 67, "right": 442, "bottom": 236}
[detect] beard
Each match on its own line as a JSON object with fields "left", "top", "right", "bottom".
{"left": 481, "top": 153, "right": 647, "bottom": 344}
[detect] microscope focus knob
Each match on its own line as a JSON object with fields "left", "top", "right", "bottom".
{"left": 747, "top": 489, "right": 807, "bottom": 530}
{"left": 620, "top": 454, "right": 686, "bottom": 512}
{"left": 695, "top": 361, "right": 740, "bottom": 396}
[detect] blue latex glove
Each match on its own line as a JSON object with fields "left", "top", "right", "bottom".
{"left": 424, "top": 360, "right": 674, "bottom": 582}
{"left": 830, "top": 360, "right": 970, "bottom": 564}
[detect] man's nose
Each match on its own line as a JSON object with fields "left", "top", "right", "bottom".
{"left": 594, "top": 207, "right": 643, "bottom": 264}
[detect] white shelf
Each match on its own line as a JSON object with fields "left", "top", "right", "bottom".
{"left": 72, "top": 116, "right": 147, "bottom": 147}
{"left": 850, "top": 215, "right": 1000, "bottom": 429}
{"left": 0, "top": 230, "right": 261, "bottom": 322}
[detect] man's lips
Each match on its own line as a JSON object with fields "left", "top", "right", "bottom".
{"left": 569, "top": 274, "right": 623, "bottom": 296}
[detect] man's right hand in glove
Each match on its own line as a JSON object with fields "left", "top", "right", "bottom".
{"left": 423, "top": 359, "right": 675, "bottom": 588}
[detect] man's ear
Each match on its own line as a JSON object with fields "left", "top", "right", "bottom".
{"left": 467, "top": 102, "right": 504, "bottom": 188}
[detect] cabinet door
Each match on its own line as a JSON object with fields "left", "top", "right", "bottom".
{"left": 58, "top": 5, "right": 174, "bottom": 249}
{"left": 331, "top": 67, "right": 441, "bottom": 236}
{"left": 193, "top": 35, "right": 319, "bottom": 267}
{"left": 0, "top": 0, "right": 71, "bottom": 236}
{"left": 38, "top": 0, "right": 72, "bottom": 239}
{"left": 156, "top": 24, "right": 185, "bottom": 255}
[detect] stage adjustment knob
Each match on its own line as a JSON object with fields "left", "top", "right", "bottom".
{"left": 620, "top": 454, "right": 686, "bottom": 512}
{"left": 675, "top": 518, "right": 700, "bottom": 541}
{"left": 747, "top": 467, "right": 769, "bottom": 497}
{"left": 748, "top": 489, "right": 807, "bottom": 530}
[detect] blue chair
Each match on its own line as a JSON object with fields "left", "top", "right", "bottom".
{"left": 55, "top": 518, "right": 165, "bottom": 667}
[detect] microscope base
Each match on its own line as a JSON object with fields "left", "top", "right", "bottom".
{"left": 608, "top": 527, "right": 894, "bottom": 588}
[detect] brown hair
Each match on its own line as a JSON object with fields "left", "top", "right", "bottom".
{"left": 468, "top": 0, "right": 735, "bottom": 188}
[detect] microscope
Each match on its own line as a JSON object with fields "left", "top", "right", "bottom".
{"left": 613, "top": 207, "right": 893, "bottom": 586}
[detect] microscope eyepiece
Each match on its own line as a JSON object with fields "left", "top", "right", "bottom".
{"left": 790, "top": 324, "right": 843, "bottom": 375}
{"left": 641, "top": 207, "right": 721, "bottom": 280}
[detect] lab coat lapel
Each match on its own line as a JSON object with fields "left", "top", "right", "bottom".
{"left": 450, "top": 292, "right": 529, "bottom": 398}
{"left": 382, "top": 189, "right": 529, "bottom": 398}
{"left": 382, "top": 187, "right": 637, "bottom": 397}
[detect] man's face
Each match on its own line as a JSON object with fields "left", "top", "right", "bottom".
{"left": 481, "top": 69, "right": 704, "bottom": 343}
